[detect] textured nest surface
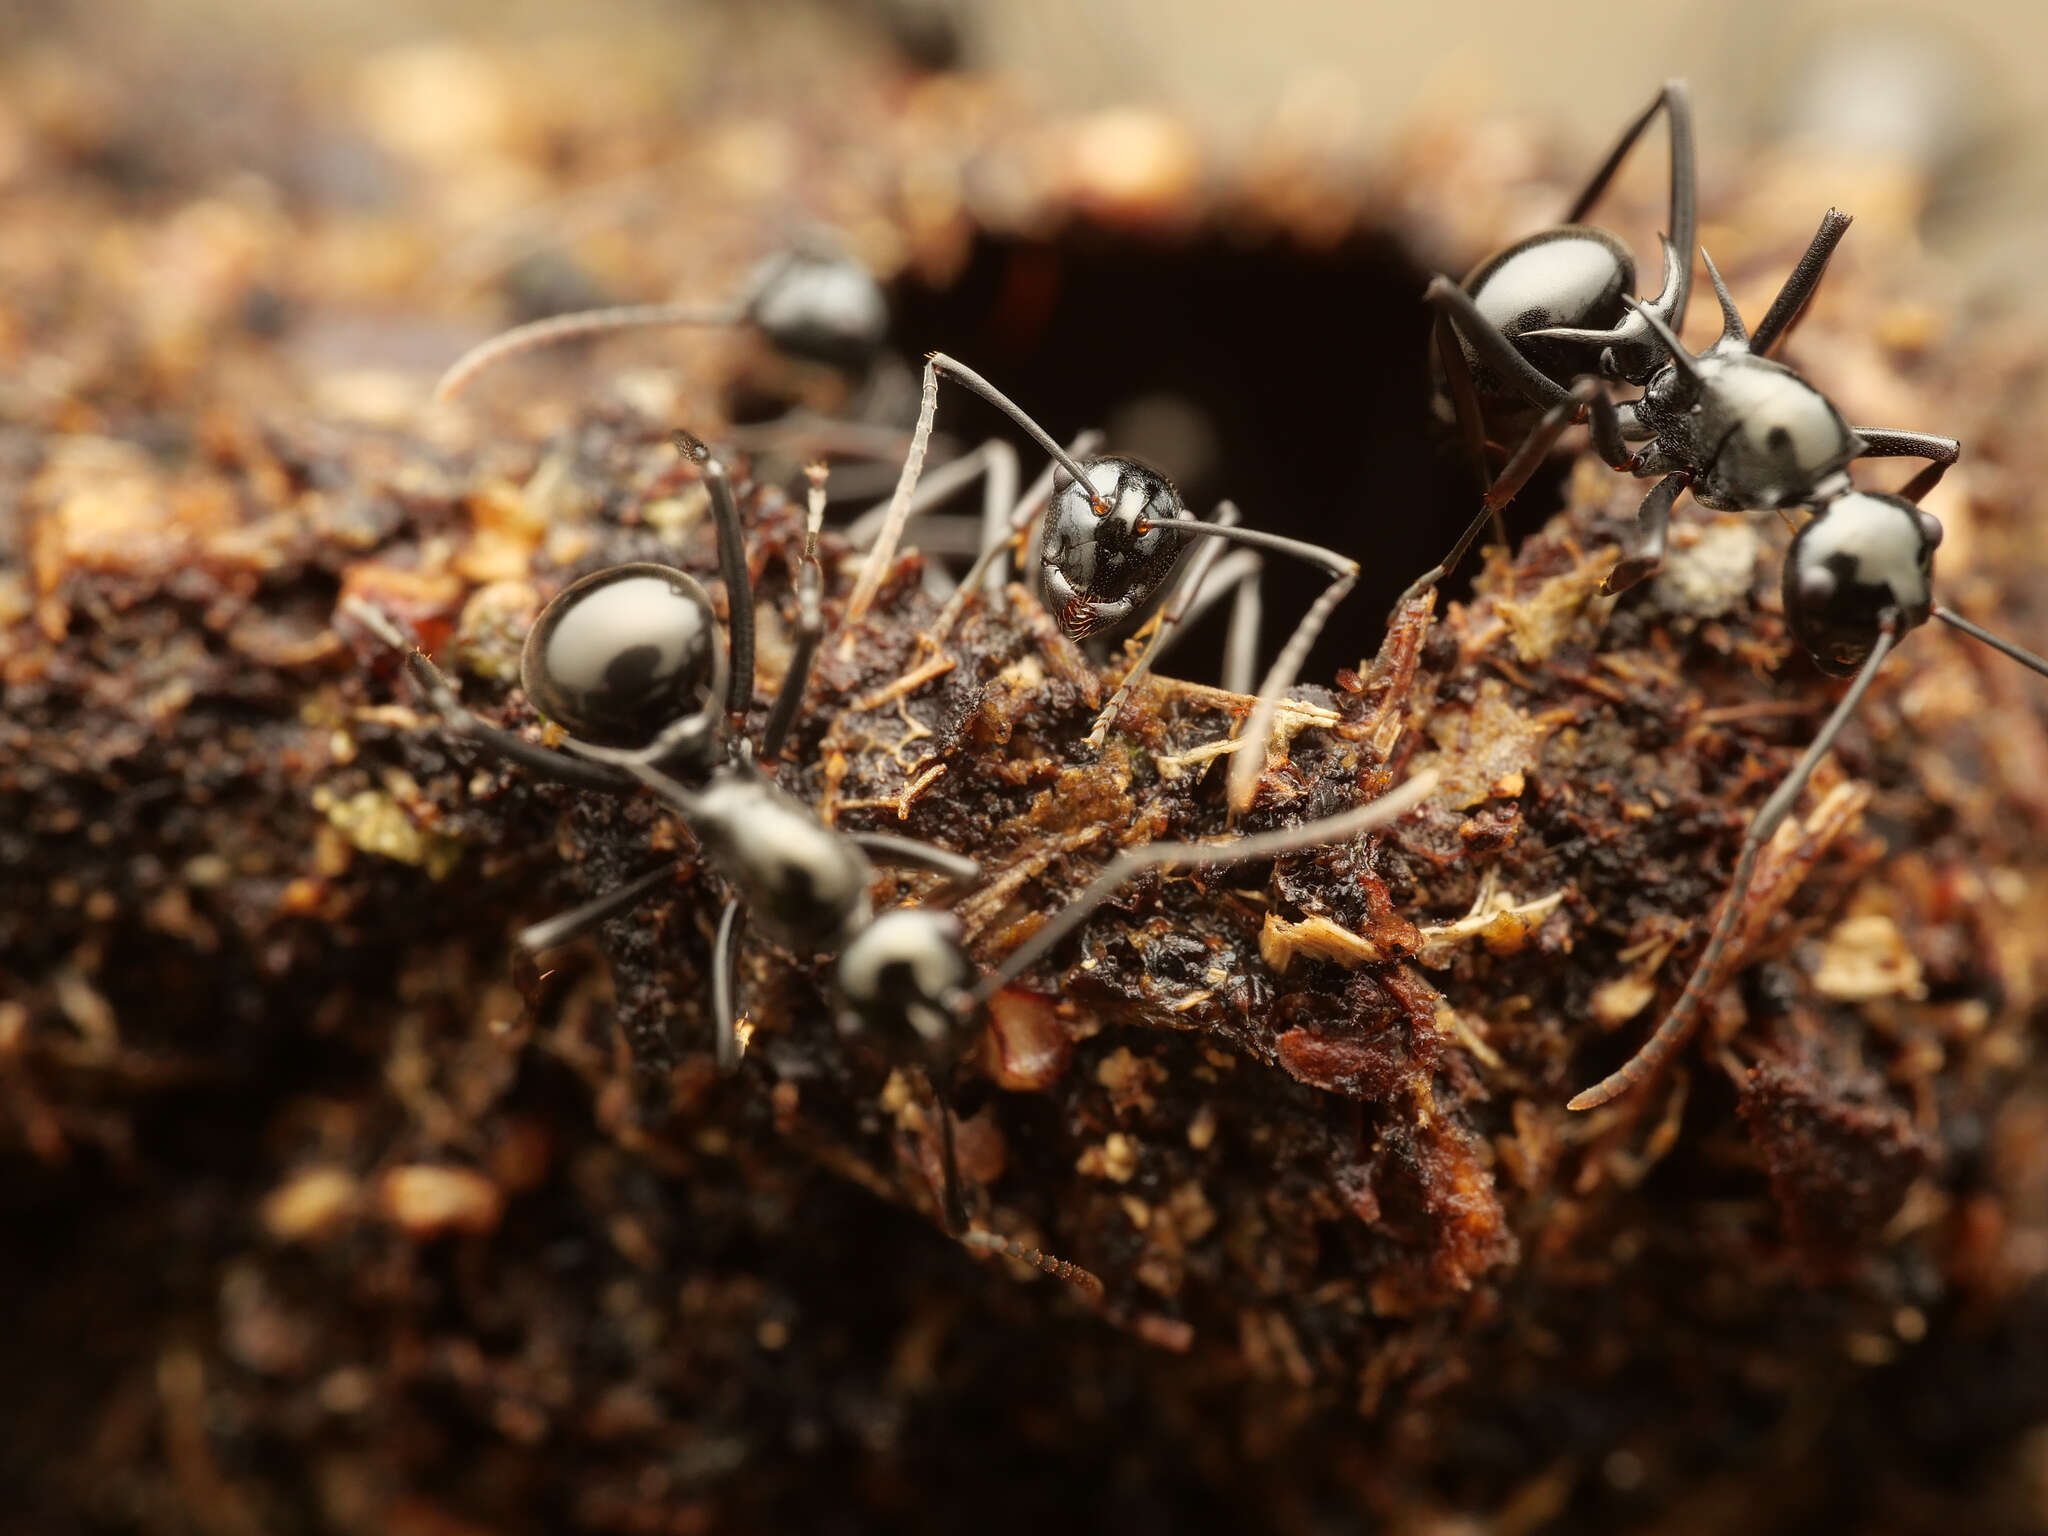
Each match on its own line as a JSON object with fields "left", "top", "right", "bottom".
{"left": 6, "top": 18, "right": 2048, "bottom": 1535}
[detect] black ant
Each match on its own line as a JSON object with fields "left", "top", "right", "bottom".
{"left": 345, "top": 430, "right": 1438, "bottom": 1288}
{"left": 847, "top": 352, "right": 1361, "bottom": 815}
{"left": 1407, "top": 98, "right": 1958, "bottom": 604}
{"left": 1475, "top": 328, "right": 2048, "bottom": 1109}
{"left": 1422, "top": 80, "right": 1697, "bottom": 555}
{"left": 434, "top": 238, "right": 891, "bottom": 405}
{"left": 1561, "top": 475, "right": 2048, "bottom": 1107}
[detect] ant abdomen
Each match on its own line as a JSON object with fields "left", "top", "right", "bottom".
{"left": 1450, "top": 227, "right": 1640, "bottom": 396}
{"left": 521, "top": 563, "right": 727, "bottom": 749}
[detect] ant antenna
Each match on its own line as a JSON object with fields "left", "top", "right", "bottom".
{"left": 1569, "top": 619, "right": 1900, "bottom": 1111}
{"left": 845, "top": 352, "right": 1104, "bottom": 630}
{"left": 970, "top": 768, "right": 1439, "bottom": 1010}
{"left": 761, "top": 462, "right": 831, "bottom": 759}
{"left": 960, "top": 1230, "right": 1105, "bottom": 1299}
{"left": 670, "top": 430, "right": 755, "bottom": 723}
{"left": 432, "top": 300, "right": 746, "bottom": 404}
{"left": 1933, "top": 604, "right": 2048, "bottom": 679}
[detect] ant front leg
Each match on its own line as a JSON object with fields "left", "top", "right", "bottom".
{"left": 1086, "top": 500, "right": 1261, "bottom": 747}
{"left": 1601, "top": 471, "right": 1693, "bottom": 595}
{"left": 1396, "top": 375, "right": 1633, "bottom": 612}
{"left": 1570, "top": 619, "right": 1901, "bottom": 1111}
{"left": 1750, "top": 208, "right": 1853, "bottom": 357}
{"left": 841, "top": 435, "right": 1020, "bottom": 602}
{"left": 1851, "top": 430, "right": 1960, "bottom": 504}
{"left": 762, "top": 464, "right": 830, "bottom": 760}
{"left": 1433, "top": 308, "right": 1510, "bottom": 551}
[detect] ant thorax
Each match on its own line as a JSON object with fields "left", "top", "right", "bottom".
{"left": 1641, "top": 351, "right": 1861, "bottom": 511}
{"left": 1039, "top": 456, "right": 1193, "bottom": 641}
{"left": 687, "top": 767, "right": 877, "bottom": 954}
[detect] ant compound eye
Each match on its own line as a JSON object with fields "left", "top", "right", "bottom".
{"left": 1039, "top": 456, "right": 1190, "bottom": 641}
{"left": 1783, "top": 493, "right": 1936, "bottom": 675}
{"left": 521, "top": 563, "right": 726, "bottom": 747}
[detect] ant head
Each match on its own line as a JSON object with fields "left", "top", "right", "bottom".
{"left": 1783, "top": 491, "right": 1939, "bottom": 675}
{"left": 745, "top": 247, "right": 890, "bottom": 373}
{"left": 1692, "top": 354, "right": 1862, "bottom": 511}
{"left": 1040, "top": 456, "right": 1193, "bottom": 640}
{"left": 836, "top": 908, "right": 975, "bottom": 1068}
{"left": 521, "top": 563, "right": 727, "bottom": 757}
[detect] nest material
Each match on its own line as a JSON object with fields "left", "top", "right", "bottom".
{"left": 5, "top": 26, "right": 2048, "bottom": 1536}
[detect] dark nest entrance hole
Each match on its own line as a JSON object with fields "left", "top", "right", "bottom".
{"left": 885, "top": 226, "right": 1569, "bottom": 686}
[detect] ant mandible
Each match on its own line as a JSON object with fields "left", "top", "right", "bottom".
{"left": 848, "top": 353, "right": 1361, "bottom": 815}
{"left": 346, "top": 430, "right": 1439, "bottom": 1286}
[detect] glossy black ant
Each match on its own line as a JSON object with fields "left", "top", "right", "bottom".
{"left": 1407, "top": 118, "right": 1959, "bottom": 606}
{"left": 1543, "top": 415, "right": 2048, "bottom": 1110}
{"left": 345, "top": 429, "right": 1439, "bottom": 1288}
{"left": 1422, "top": 80, "right": 1697, "bottom": 556}
{"left": 847, "top": 352, "right": 1361, "bottom": 814}
{"left": 433, "top": 238, "right": 891, "bottom": 405}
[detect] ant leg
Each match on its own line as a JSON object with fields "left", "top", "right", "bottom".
{"left": 1602, "top": 471, "right": 1693, "bottom": 595}
{"left": 1568, "top": 618, "right": 1901, "bottom": 1111}
{"left": 1424, "top": 278, "right": 1573, "bottom": 412}
{"left": 1218, "top": 551, "right": 1266, "bottom": 697}
{"left": 518, "top": 863, "right": 676, "bottom": 952}
{"left": 1434, "top": 309, "right": 1510, "bottom": 550}
{"left": 762, "top": 465, "right": 830, "bottom": 761}
{"left": 935, "top": 1084, "right": 965, "bottom": 1234}
{"left": 848, "top": 354, "right": 1099, "bottom": 630}
{"left": 713, "top": 896, "right": 745, "bottom": 1073}
{"left": 931, "top": 429, "right": 1108, "bottom": 637}
{"left": 849, "top": 834, "right": 980, "bottom": 891}
{"left": 1086, "top": 501, "right": 1249, "bottom": 747}
{"left": 1850, "top": 430, "right": 1960, "bottom": 503}
{"left": 842, "top": 437, "right": 1018, "bottom": 552}
{"left": 1566, "top": 80, "right": 1696, "bottom": 334}
{"left": 959, "top": 1230, "right": 1105, "bottom": 1299}
{"left": 1749, "top": 209, "right": 1853, "bottom": 357}
{"left": 672, "top": 430, "right": 756, "bottom": 725}
{"left": 432, "top": 300, "right": 745, "bottom": 404}
{"left": 968, "top": 768, "right": 1439, "bottom": 1009}
{"left": 1145, "top": 548, "right": 1264, "bottom": 694}
{"left": 1395, "top": 376, "right": 1631, "bottom": 612}
{"left": 1122, "top": 521, "right": 1357, "bottom": 815}
{"left": 341, "top": 597, "right": 635, "bottom": 793}
{"left": 1931, "top": 605, "right": 2048, "bottom": 680}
